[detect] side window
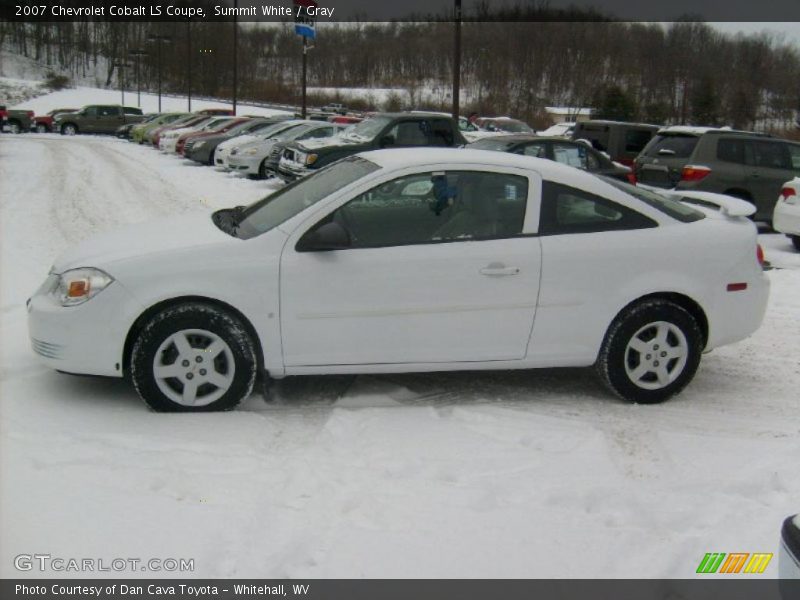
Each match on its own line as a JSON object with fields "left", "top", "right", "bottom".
{"left": 717, "top": 138, "right": 744, "bottom": 164}
{"left": 521, "top": 142, "right": 547, "bottom": 158}
{"left": 539, "top": 181, "right": 657, "bottom": 235}
{"left": 83, "top": 106, "right": 98, "bottom": 117}
{"left": 314, "top": 171, "right": 528, "bottom": 248}
{"left": 788, "top": 144, "right": 800, "bottom": 171}
{"left": 624, "top": 129, "right": 654, "bottom": 154}
{"left": 385, "top": 120, "right": 430, "bottom": 147}
{"left": 98, "top": 106, "right": 117, "bottom": 117}
{"left": 753, "top": 141, "right": 792, "bottom": 170}
{"left": 430, "top": 119, "right": 455, "bottom": 146}
{"left": 552, "top": 142, "right": 588, "bottom": 169}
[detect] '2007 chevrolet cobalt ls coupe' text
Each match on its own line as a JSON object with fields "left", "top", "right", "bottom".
{"left": 28, "top": 149, "right": 769, "bottom": 411}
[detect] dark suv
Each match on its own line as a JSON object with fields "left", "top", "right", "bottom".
{"left": 571, "top": 120, "right": 659, "bottom": 166}
{"left": 635, "top": 127, "right": 800, "bottom": 222}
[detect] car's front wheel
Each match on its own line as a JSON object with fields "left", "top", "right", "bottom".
{"left": 791, "top": 235, "right": 800, "bottom": 251}
{"left": 130, "top": 303, "right": 258, "bottom": 412}
{"left": 596, "top": 299, "right": 703, "bottom": 404}
{"left": 8, "top": 120, "right": 21, "bottom": 134}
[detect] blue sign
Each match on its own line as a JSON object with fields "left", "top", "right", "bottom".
{"left": 294, "top": 0, "right": 317, "bottom": 39}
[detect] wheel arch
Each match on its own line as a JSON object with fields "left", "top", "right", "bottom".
{"left": 122, "top": 295, "right": 265, "bottom": 377}
{"left": 612, "top": 292, "right": 709, "bottom": 349}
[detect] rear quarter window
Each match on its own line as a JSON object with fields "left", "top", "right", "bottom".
{"left": 600, "top": 176, "right": 705, "bottom": 223}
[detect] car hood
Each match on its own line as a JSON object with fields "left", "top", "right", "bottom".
{"left": 295, "top": 134, "right": 360, "bottom": 151}
{"left": 52, "top": 212, "right": 235, "bottom": 273}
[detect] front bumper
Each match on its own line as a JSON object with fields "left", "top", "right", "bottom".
{"left": 774, "top": 200, "right": 800, "bottom": 236}
{"left": 227, "top": 154, "right": 261, "bottom": 175}
{"left": 277, "top": 161, "right": 312, "bottom": 183}
{"left": 780, "top": 515, "right": 800, "bottom": 579}
{"left": 27, "top": 279, "right": 143, "bottom": 377}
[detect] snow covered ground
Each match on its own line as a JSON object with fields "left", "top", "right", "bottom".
{"left": 1, "top": 133, "right": 799, "bottom": 579}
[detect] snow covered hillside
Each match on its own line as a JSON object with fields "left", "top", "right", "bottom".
{"left": 1, "top": 134, "right": 799, "bottom": 579}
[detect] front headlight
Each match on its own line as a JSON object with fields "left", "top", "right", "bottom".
{"left": 55, "top": 268, "right": 114, "bottom": 307}
{"left": 245, "top": 148, "right": 258, "bottom": 155}
{"left": 194, "top": 141, "right": 206, "bottom": 149}
{"left": 306, "top": 153, "right": 318, "bottom": 165}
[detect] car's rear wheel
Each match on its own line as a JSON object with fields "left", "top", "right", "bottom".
{"left": 130, "top": 303, "right": 258, "bottom": 412}
{"left": 36, "top": 123, "right": 48, "bottom": 133}
{"left": 596, "top": 299, "right": 703, "bottom": 404}
{"left": 8, "top": 120, "right": 21, "bottom": 134}
{"left": 791, "top": 235, "right": 800, "bottom": 251}
{"left": 258, "top": 159, "right": 269, "bottom": 179}
{"left": 61, "top": 123, "right": 77, "bottom": 136}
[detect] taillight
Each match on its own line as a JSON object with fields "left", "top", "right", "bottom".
{"left": 781, "top": 186, "right": 796, "bottom": 201}
{"left": 626, "top": 172, "right": 637, "bottom": 185}
{"left": 617, "top": 158, "right": 635, "bottom": 167}
{"left": 681, "top": 165, "right": 711, "bottom": 182}
{"left": 756, "top": 244, "right": 765, "bottom": 267}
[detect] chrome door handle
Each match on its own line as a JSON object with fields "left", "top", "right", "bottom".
{"left": 480, "top": 265, "right": 520, "bottom": 277}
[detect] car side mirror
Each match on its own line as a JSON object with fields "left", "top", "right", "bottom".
{"left": 297, "top": 222, "right": 351, "bottom": 252}
{"left": 380, "top": 135, "right": 395, "bottom": 148}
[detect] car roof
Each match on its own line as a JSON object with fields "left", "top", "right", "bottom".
{"left": 359, "top": 147, "right": 582, "bottom": 176}
{"left": 656, "top": 125, "right": 772, "bottom": 137}
{"left": 577, "top": 120, "right": 659, "bottom": 129}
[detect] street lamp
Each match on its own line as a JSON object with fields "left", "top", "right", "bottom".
{"left": 128, "top": 49, "right": 149, "bottom": 108}
{"left": 147, "top": 33, "right": 173, "bottom": 112}
{"left": 113, "top": 62, "right": 133, "bottom": 106}
{"left": 452, "top": 0, "right": 462, "bottom": 120}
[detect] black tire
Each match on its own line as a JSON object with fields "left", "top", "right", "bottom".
{"left": 791, "top": 235, "right": 800, "bottom": 252}
{"left": 61, "top": 123, "right": 77, "bottom": 135}
{"left": 36, "top": 123, "right": 48, "bottom": 133}
{"left": 258, "top": 159, "right": 268, "bottom": 179}
{"left": 596, "top": 299, "right": 703, "bottom": 404}
{"left": 130, "top": 302, "right": 258, "bottom": 412}
{"left": 8, "top": 120, "right": 21, "bottom": 134}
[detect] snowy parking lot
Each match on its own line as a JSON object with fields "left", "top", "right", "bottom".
{"left": 1, "top": 134, "right": 799, "bottom": 578}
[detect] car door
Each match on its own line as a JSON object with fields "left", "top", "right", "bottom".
{"left": 279, "top": 167, "right": 542, "bottom": 366}
{"left": 97, "top": 105, "right": 123, "bottom": 133}
{"left": 80, "top": 106, "right": 99, "bottom": 133}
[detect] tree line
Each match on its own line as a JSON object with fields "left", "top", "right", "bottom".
{"left": 2, "top": 18, "right": 799, "bottom": 132}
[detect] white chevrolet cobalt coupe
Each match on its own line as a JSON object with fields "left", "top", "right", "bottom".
{"left": 28, "top": 149, "right": 769, "bottom": 411}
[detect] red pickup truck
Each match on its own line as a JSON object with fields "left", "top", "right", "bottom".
{"left": 33, "top": 108, "right": 78, "bottom": 133}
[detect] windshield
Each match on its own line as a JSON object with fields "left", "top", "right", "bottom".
{"left": 205, "top": 118, "right": 235, "bottom": 131}
{"left": 235, "top": 156, "right": 380, "bottom": 239}
{"left": 469, "top": 137, "right": 521, "bottom": 151}
{"left": 342, "top": 116, "right": 392, "bottom": 141}
{"left": 600, "top": 176, "right": 705, "bottom": 223}
{"left": 490, "top": 119, "right": 533, "bottom": 133}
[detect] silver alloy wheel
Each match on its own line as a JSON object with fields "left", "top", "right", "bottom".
{"left": 624, "top": 321, "right": 688, "bottom": 390}
{"left": 63, "top": 124, "right": 76, "bottom": 135}
{"left": 9, "top": 122, "right": 20, "bottom": 134}
{"left": 152, "top": 329, "right": 236, "bottom": 407}
{"left": 36, "top": 124, "right": 48, "bottom": 133}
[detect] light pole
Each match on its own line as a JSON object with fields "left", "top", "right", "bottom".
{"left": 232, "top": 0, "right": 238, "bottom": 115}
{"left": 147, "top": 33, "right": 172, "bottom": 112}
{"left": 113, "top": 62, "right": 133, "bottom": 106}
{"left": 128, "top": 49, "right": 149, "bottom": 108}
{"left": 452, "top": 0, "right": 462, "bottom": 121}
{"left": 186, "top": 20, "right": 192, "bottom": 112}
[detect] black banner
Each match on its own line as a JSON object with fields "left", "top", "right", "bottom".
{"left": 3, "top": 580, "right": 800, "bottom": 600}
{"left": 2, "top": 0, "right": 800, "bottom": 22}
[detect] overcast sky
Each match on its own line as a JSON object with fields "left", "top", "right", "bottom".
{"left": 710, "top": 22, "right": 800, "bottom": 45}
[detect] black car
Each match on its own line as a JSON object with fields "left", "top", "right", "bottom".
{"left": 468, "top": 135, "right": 633, "bottom": 182}
{"left": 184, "top": 115, "right": 295, "bottom": 165}
{"left": 278, "top": 112, "right": 467, "bottom": 182}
